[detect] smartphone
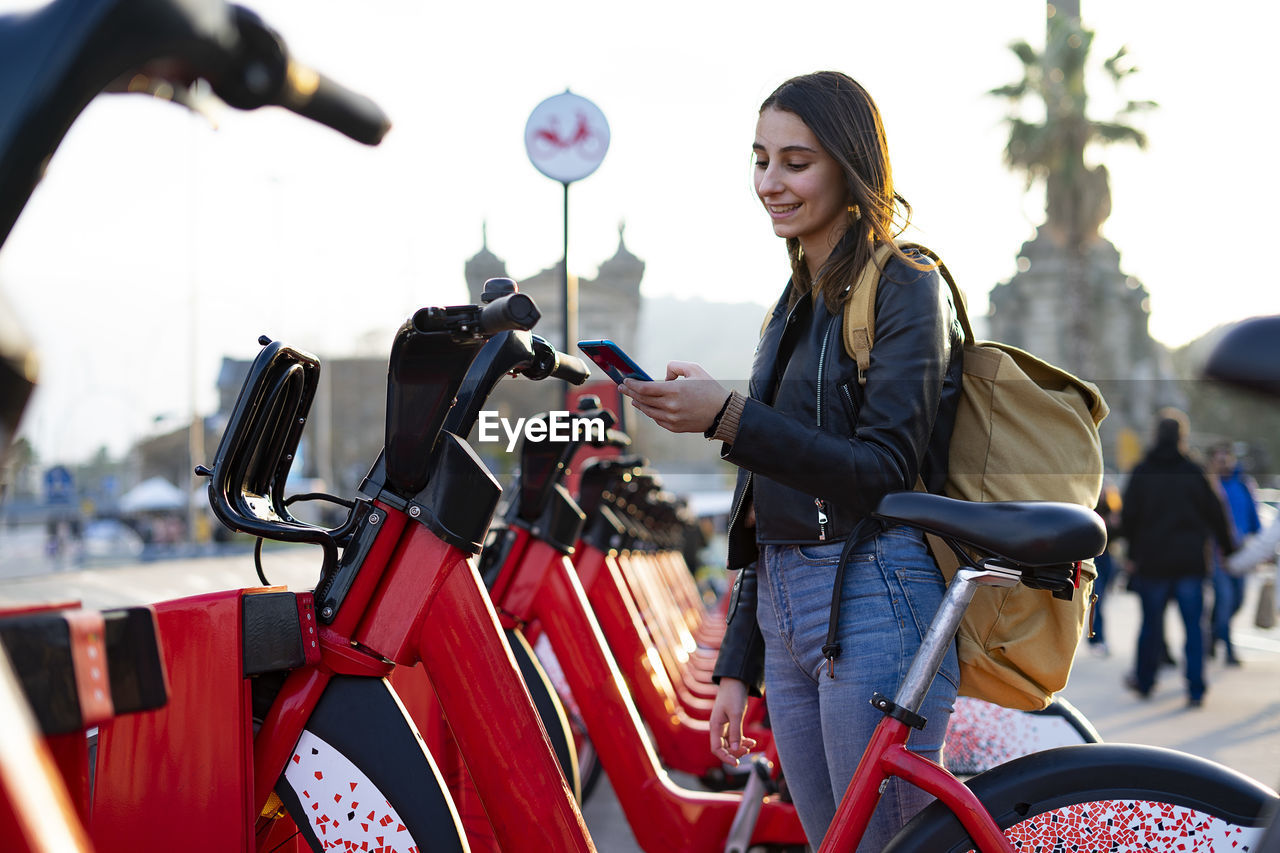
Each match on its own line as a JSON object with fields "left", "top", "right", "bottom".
{"left": 577, "top": 339, "right": 653, "bottom": 382}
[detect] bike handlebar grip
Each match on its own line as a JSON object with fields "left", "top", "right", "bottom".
{"left": 281, "top": 63, "right": 390, "bottom": 146}
{"left": 553, "top": 354, "right": 591, "bottom": 385}
{"left": 479, "top": 292, "right": 540, "bottom": 333}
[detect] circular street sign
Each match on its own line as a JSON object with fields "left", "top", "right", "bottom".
{"left": 525, "top": 91, "right": 610, "bottom": 184}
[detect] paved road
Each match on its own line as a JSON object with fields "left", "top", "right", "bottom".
{"left": 3, "top": 550, "right": 1277, "bottom": 851}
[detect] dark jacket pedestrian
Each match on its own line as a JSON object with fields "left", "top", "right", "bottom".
{"left": 1120, "top": 412, "right": 1234, "bottom": 706}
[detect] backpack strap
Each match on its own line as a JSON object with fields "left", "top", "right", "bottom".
{"left": 842, "top": 241, "right": 975, "bottom": 385}
{"left": 843, "top": 242, "right": 895, "bottom": 387}
{"left": 822, "top": 244, "right": 971, "bottom": 679}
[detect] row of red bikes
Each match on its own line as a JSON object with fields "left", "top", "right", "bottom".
{"left": 2, "top": 1, "right": 1279, "bottom": 850}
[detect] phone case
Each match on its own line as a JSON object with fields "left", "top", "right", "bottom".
{"left": 577, "top": 339, "right": 652, "bottom": 382}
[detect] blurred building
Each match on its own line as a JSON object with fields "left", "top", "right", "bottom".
{"left": 184, "top": 227, "right": 648, "bottom": 500}
{"left": 464, "top": 222, "right": 644, "bottom": 355}
{"left": 35, "top": 229, "right": 754, "bottom": 534}
{"left": 987, "top": 230, "right": 1182, "bottom": 470}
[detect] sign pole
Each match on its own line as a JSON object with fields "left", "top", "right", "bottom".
{"left": 561, "top": 180, "right": 574, "bottom": 407}
{"left": 524, "top": 89, "right": 609, "bottom": 404}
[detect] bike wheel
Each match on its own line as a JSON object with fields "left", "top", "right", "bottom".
{"left": 273, "top": 675, "right": 467, "bottom": 853}
{"left": 943, "top": 695, "right": 1101, "bottom": 776}
{"left": 884, "top": 743, "right": 1277, "bottom": 852}
{"left": 507, "top": 628, "right": 582, "bottom": 803}
{"left": 574, "top": 726, "right": 605, "bottom": 802}
{"left": 525, "top": 628, "right": 603, "bottom": 802}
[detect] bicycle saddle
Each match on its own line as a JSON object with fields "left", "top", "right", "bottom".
{"left": 873, "top": 491, "right": 1106, "bottom": 568}
{"left": 1204, "top": 315, "right": 1280, "bottom": 398}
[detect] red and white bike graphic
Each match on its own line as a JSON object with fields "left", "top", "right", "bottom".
{"left": 525, "top": 91, "right": 610, "bottom": 183}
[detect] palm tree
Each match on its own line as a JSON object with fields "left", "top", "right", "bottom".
{"left": 991, "top": 12, "right": 1156, "bottom": 248}
{"left": 989, "top": 9, "right": 1156, "bottom": 378}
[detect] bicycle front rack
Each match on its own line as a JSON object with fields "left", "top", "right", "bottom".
{"left": 200, "top": 337, "right": 339, "bottom": 576}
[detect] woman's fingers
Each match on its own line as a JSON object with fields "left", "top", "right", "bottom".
{"left": 711, "top": 722, "right": 741, "bottom": 765}
{"left": 665, "top": 361, "right": 709, "bottom": 381}
{"left": 620, "top": 371, "right": 730, "bottom": 434}
{"left": 711, "top": 727, "right": 755, "bottom": 765}
{"left": 709, "top": 678, "right": 753, "bottom": 765}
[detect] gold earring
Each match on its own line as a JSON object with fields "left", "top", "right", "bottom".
{"left": 847, "top": 205, "right": 860, "bottom": 220}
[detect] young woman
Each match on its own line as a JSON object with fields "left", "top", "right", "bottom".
{"left": 620, "top": 71, "right": 964, "bottom": 849}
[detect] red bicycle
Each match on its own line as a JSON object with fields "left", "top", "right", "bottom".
{"left": 90, "top": 289, "right": 603, "bottom": 853}
{"left": 380, "top": 329, "right": 805, "bottom": 851}
{"left": 472, "top": 422, "right": 769, "bottom": 745}
{"left": 0, "top": 601, "right": 167, "bottom": 852}
{"left": 566, "top": 456, "right": 776, "bottom": 783}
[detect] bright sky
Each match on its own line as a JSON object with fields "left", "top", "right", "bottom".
{"left": 1, "top": 0, "right": 1276, "bottom": 464}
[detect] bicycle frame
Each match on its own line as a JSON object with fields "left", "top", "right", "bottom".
{"left": 491, "top": 527, "right": 805, "bottom": 851}
{"left": 263, "top": 500, "right": 593, "bottom": 852}
{"left": 567, "top": 464, "right": 774, "bottom": 767}
{"left": 818, "top": 564, "right": 1027, "bottom": 852}
{"left": 92, "top": 507, "right": 593, "bottom": 853}
{"left": 91, "top": 323, "right": 596, "bottom": 851}
{"left": 470, "top": 419, "right": 803, "bottom": 849}
{"left": 476, "top": 420, "right": 782, "bottom": 781}
{"left": 571, "top": 534, "right": 774, "bottom": 770}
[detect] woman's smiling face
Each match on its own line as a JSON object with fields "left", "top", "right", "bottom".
{"left": 753, "top": 106, "right": 849, "bottom": 273}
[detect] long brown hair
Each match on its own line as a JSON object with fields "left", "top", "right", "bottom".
{"left": 761, "top": 71, "right": 929, "bottom": 311}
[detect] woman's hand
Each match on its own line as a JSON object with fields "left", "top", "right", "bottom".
{"left": 619, "top": 361, "right": 729, "bottom": 434}
{"left": 709, "top": 677, "right": 756, "bottom": 765}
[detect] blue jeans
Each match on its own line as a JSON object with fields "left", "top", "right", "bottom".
{"left": 756, "top": 526, "right": 959, "bottom": 850}
{"left": 1211, "top": 566, "right": 1245, "bottom": 659}
{"left": 1134, "top": 575, "right": 1206, "bottom": 700}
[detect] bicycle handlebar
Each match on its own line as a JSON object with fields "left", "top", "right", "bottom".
{"left": 386, "top": 287, "right": 583, "bottom": 496}
{"left": 0, "top": 0, "right": 391, "bottom": 248}
{"left": 214, "top": 6, "right": 390, "bottom": 145}
{"left": 556, "top": 354, "right": 591, "bottom": 383}
{"left": 481, "top": 293, "right": 541, "bottom": 334}
{"left": 527, "top": 336, "right": 591, "bottom": 384}
{"left": 285, "top": 69, "right": 387, "bottom": 145}
{"left": 412, "top": 293, "right": 541, "bottom": 338}
{"left": 439, "top": 324, "right": 586, "bottom": 443}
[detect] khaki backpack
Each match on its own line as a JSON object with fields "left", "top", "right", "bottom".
{"left": 845, "top": 241, "right": 1109, "bottom": 711}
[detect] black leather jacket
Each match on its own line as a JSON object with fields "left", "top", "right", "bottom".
{"left": 712, "top": 252, "right": 964, "bottom": 694}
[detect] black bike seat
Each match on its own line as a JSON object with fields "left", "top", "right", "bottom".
{"left": 1204, "top": 315, "right": 1280, "bottom": 398}
{"left": 873, "top": 491, "right": 1106, "bottom": 567}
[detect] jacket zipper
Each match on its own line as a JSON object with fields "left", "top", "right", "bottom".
{"left": 736, "top": 294, "right": 820, "bottom": 551}
{"left": 733, "top": 296, "right": 803, "bottom": 555}
{"left": 727, "top": 471, "right": 752, "bottom": 549}
{"left": 814, "top": 313, "right": 838, "bottom": 540}
{"left": 840, "top": 383, "right": 856, "bottom": 419}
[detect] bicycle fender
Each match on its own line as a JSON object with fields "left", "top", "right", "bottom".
{"left": 884, "top": 743, "right": 1277, "bottom": 853}
{"left": 274, "top": 675, "right": 467, "bottom": 853}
